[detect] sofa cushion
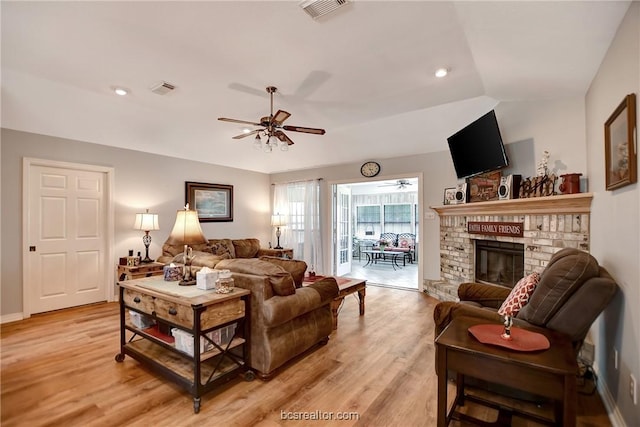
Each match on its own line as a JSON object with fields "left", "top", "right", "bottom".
{"left": 517, "top": 248, "right": 599, "bottom": 325}
{"left": 233, "top": 238, "right": 261, "bottom": 258}
{"left": 259, "top": 256, "right": 307, "bottom": 288}
{"left": 215, "top": 258, "right": 296, "bottom": 296}
{"left": 209, "top": 239, "right": 236, "bottom": 258}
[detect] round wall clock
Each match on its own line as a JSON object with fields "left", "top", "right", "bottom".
{"left": 360, "top": 161, "right": 381, "bottom": 178}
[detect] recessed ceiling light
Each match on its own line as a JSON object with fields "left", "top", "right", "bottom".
{"left": 114, "top": 87, "right": 128, "bottom": 96}
{"left": 435, "top": 68, "right": 449, "bottom": 78}
{"left": 242, "top": 128, "right": 251, "bottom": 134}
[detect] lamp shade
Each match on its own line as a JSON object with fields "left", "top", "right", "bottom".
{"left": 271, "top": 214, "right": 287, "bottom": 227}
{"left": 133, "top": 210, "right": 159, "bottom": 231}
{"left": 165, "top": 209, "right": 207, "bottom": 246}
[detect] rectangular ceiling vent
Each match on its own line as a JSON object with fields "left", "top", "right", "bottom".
{"left": 299, "top": 0, "right": 349, "bottom": 19}
{"left": 150, "top": 81, "right": 176, "bottom": 95}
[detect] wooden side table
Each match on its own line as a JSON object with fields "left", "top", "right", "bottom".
{"left": 117, "top": 262, "right": 164, "bottom": 281}
{"left": 115, "top": 276, "right": 252, "bottom": 413}
{"left": 435, "top": 316, "right": 577, "bottom": 427}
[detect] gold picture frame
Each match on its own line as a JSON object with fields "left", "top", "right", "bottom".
{"left": 185, "top": 181, "right": 233, "bottom": 222}
{"left": 605, "top": 93, "right": 636, "bottom": 191}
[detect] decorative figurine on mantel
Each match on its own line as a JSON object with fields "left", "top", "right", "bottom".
{"left": 519, "top": 150, "right": 557, "bottom": 198}
{"left": 537, "top": 150, "right": 550, "bottom": 177}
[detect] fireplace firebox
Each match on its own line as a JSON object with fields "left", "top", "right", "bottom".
{"left": 475, "top": 240, "right": 524, "bottom": 288}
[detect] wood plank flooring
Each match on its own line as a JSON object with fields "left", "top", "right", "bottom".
{"left": 1, "top": 286, "right": 610, "bottom": 427}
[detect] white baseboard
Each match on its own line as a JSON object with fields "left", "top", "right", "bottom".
{"left": 1, "top": 312, "right": 24, "bottom": 324}
{"left": 594, "top": 364, "right": 627, "bottom": 427}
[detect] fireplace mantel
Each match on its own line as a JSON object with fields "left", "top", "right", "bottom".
{"left": 431, "top": 193, "right": 592, "bottom": 216}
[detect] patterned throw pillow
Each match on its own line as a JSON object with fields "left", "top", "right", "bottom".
{"left": 210, "top": 240, "right": 235, "bottom": 258}
{"left": 498, "top": 272, "right": 541, "bottom": 317}
{"left": 398, "top": 237, "right": 414, "bottom": 248}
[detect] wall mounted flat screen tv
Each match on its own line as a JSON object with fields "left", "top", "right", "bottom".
{"left": 447, "top": 110, "right": 509, "bottom": 179}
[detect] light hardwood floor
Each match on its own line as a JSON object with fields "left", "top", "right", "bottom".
{"left": 1, "top": 286, "right": 609, "bottom": 427}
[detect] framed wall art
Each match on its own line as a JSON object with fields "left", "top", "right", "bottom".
{"left": 185, "top": 181, "right": 233, "bottom": 222}
{"left": 605, "top": 93, "right": 636, "bottom": 191}
{"left": 467, "top": 170, "right": 501, "bottom": 202}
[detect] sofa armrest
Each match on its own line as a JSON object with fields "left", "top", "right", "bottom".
{"left": 262, "top": 286, "right": 333, "bottom": 328}
{"left": 156, "top": 255, "right": 173, "bottom": 265}
{"left": 229, "top": 272, "right": 274, "bottom": 302}
{"left": 458, "top": 282, "right": 512, "bottom": 309}
{"left": 434, "top": 301, "right": 524, "bottom": 337}
{"left": 306, "top": 277, "right": 339, "bottom": 302}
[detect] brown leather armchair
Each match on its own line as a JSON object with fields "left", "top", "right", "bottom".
{"left": 433, "top": 248, "right": 618, "bottom": 351}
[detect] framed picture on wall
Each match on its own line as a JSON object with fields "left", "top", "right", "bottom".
{"left": 185, "top": 181, "right": 233, "bottom": 222}
{"left": 605, "top": 93, "right": 637, "bottom": 191}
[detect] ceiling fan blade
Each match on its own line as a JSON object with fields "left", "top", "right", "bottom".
{"left": 228, "top": 83, "right": 268, "bottom": 98}
{"left": 272, "top": 110, "right": 291, "bottom": 125}
{"left": 283, "top": 125, "right": 326, "bottom": 135}
{"left": 232, "top": 129, "right": 262, "bottom": 139}
{"left": 218, "top": 117, "right": 263, "bottom": 126}
{"left": 274, "top": 130, "right": 295, "bottom": 145}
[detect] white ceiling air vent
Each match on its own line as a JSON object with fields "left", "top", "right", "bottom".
{"left": 150, "top": 81, "right": 176, "bottom": 95}
{"left": 299, "top": 0, "right": 349, "bottom": 19}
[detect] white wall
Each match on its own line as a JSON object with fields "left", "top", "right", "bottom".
{"left": 585, "top": 3, "right": 639, "bottom": 426}
{"left": 1, "top": 129, "right": 271, "bottom": 318}
{"left": 498, "top": 97, "right": 588, "bottom": 184}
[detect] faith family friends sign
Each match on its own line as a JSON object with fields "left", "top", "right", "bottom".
{"left": 467, "top": 221, "right": 524, "bottom": 238}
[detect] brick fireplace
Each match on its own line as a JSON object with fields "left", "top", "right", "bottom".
{"left": 425, "top": 193, "right": 592, "bottom": 301}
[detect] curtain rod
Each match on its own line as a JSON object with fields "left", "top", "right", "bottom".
{"left": 271, "top": 178, "right": 324, "bottom": 185}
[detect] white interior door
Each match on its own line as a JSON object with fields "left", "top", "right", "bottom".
{"left": 24, "top": 159, "right": 112, "bottom": 316}
{"left": 335, "top": 184, "right": 352, "bottom": 276}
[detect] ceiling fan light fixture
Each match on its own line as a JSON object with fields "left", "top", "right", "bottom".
{"left": 218, "top": 84, "right": 326, "bottom": 152}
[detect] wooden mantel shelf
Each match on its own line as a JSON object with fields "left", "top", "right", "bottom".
{"left": 430, "top": 193, "right": 593, "bottom": 216}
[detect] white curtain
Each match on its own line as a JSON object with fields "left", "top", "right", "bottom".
{"left": 273, "top": 179, "right": 324, "bottom": 274}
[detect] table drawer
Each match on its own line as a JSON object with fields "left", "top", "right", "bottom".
{"left": 123, "top": 289, "right": 154, "bottom": 315}
{"left": 153, "top": 298, "right": 194, "bottom": 329}
{"left": 201, "top": 299, "right": 245, "bottom": 330}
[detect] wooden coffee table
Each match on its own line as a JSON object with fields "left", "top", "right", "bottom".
{"left": 331, "top": 278, "right": 366, "bottom": 330}
{"left": 303, "top": 277, "right": 366, "bottom": 330}
{"left": 435, "top": 316, "right": 578, "bottom": 427}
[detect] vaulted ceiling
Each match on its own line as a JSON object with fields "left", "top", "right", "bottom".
{"left": 1, "top": 1, "right": 630, "bottom": 173}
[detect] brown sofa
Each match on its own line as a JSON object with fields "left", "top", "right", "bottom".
{"left": 215, "top": 258, "right": 338, "bottom": 379}
{"left": 156, "top": 237, "right": 338, "bottom": 379}
{"left": 156, "top": 238, "right": 286, "bottom": 268}
{"left": 433, "top": 248, "right": 618, "bottom": 350}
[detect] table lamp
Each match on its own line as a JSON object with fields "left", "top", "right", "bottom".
{"left": 165, "top": 205, "right": 207, "bottom": 286}
{"left": 271, "top": 213, "right": 287, "bottom": 249}
{"left": 133, "top": 209, "right": 160, "bottom": 263}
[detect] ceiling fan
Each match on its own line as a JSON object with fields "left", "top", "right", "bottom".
{"left": 218, "top": 86, "right": 325, "bottom": 150}
{"left": 378, "top": 179, "right": 414, "bottom": 189}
